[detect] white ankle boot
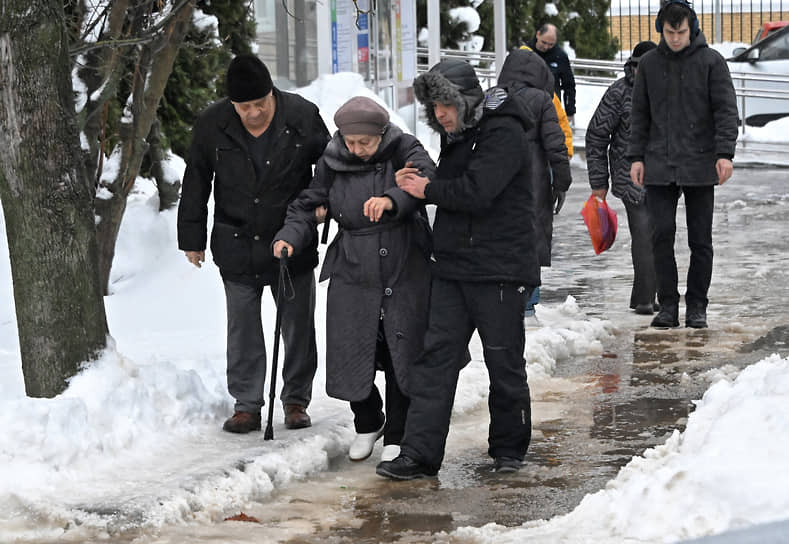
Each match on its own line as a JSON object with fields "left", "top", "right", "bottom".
{"left": 349, "top": 422, "right": 385, "bottom": 461}
{"left": 380, "top": 444, "right": 400, "bottom": 462}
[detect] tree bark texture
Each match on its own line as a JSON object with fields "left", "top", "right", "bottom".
{"left": 93, "top": 0, "right": 194, "bottom": 293}
{"left": 147, "top": 119, "right": 181, "bottom": 211}
{"left": 0, "top": 1, "right": 108, "bottom": 397}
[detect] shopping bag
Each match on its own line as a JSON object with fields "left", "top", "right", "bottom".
{"left": 580, "top": 195, "right": 618, "bottom": 254}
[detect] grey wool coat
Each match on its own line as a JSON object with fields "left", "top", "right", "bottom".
{"left": 274, "top": 124, "right": 435, "bottom": 401}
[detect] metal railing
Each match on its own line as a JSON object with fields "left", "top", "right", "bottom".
{"left": 414, "top": 51, "right": 789, "bottom": 144}
{"left": 416, "top": 47, "right": 498, "bottom": 88}
{"left": 571, "top": 58, "right": 789, "bottom": 136}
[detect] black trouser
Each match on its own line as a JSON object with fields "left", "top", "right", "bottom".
{"left": 646, "top": 184, "right": 714, "bottom": 311}
{"left": 350, "top": 325, "right": 409, "bottom": 446}
{"left": 223, "top": 271, "right": 317, "bottom": 413}
{"left": 399, "top": 278, "right": 532, "bottom": 472}
{"left": 623, "top": 198, "right": 656, "bottom": 309}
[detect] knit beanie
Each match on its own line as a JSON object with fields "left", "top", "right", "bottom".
{"left": 226, "top": 55, "right": 273, "bottom": 102}
{"left": 631, "top": 41, "right": 657, "bottom": 62}
{"left": 333, "top": 96, "right": 389, "bottom": 135}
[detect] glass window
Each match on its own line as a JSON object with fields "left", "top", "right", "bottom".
{"left": 255, "top": 0, "right": 275, "bottom": 33}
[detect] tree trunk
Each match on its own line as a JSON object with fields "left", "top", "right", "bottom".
{"left": 147, "top": 119, "right": 181, "bottom": 211}
{"left": 94, "top": 1, "right": 194, "bottom": 293}
{"left": 0, "top": 1, "right": 108, "bottom": 398}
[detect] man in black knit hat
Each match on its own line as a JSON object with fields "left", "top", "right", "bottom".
{"left": 178, "top": 54, "right": 329, "bottom": 433}
{"left": 628, "top": 0, "right": 737, "bottom": 329}
{"left": 375, "top": 59, "right": 538, "bottom": 479}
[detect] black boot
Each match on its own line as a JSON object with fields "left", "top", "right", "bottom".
{"left": 651, "top": 304, "right": 679, "bottom": 328}
{"left": 376, "top": 455, "right": 437, "bottom": 480}
{"left": 686, "top": 307, "right": 708, "bottom": 328}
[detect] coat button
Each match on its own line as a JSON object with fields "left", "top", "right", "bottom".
{"left": 265, "top": 160, "right": 270, "bottom": 166}
{"left": 254, "top": 198, "right": 260, "bottom": 204}
{"left": 396, "top": 332, "right": 404, "bottom": 339}
{"left": 379, "top": 248, "right": 389, "bottom": 256}
{"left": 384, "top": 287, "right": 393, "bottom": 296}
{"left": 233, "top": 233, "right": 239, "bottom": 238}
{"left": 254, "top": 235, "right": 260, "bottom": 241}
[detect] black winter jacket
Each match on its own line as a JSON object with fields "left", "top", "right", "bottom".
{"left": 498, "top": 48, "right": 571, "bottom": 267}
{"left": 425, "top": 100, "right": 540, "bottom": 287}
{"left": 586, "top": 61, "right": 645, "bottom": 205}
{"left": 177, "top": 90, "right": 329, "bottom": 285}
{"left": 627, "top": 33, "right": 738, "bottom": 186}
{"left": 527, "top": 38, "right": 576, "bottom": 116}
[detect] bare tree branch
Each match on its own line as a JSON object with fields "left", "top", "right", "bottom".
{"left": 69, "top": 0, "right": 193, "bottom": 57}
{"left": 353, "top": 0, "right": 375, "bottom": 30}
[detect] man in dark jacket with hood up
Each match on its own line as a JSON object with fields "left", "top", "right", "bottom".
{"left": 375, "top": 59, "right": 537, "bottom": 480}
{"left": 497, "top": 47, "right": 572, "bottom": 320}
{"left": 177, "top": 55, "right": 329, "bottom": 433}
{"left": 628, "top": 0, "right": 737, "bottom": 329}
{"left": 587, "top": 41, "right": 658, "bottom": 316}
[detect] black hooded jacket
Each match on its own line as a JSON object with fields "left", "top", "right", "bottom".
{"left": 414, "top": 60, "right": 540, "bottom": 287}
{"left": 498, "top": 48, "right": 571, "bottom": 267}
{"left": 627, "top": 32, "right": 738, "bottom": 186}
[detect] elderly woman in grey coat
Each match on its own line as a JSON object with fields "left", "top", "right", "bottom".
{"left": 273, "top": 96, "right": 435, "bottom": 464}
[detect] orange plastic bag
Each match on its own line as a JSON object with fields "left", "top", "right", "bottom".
{"left": 581, "top": 195, "right": 618, "bottom": 254}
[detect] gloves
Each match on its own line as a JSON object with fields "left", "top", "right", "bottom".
{"left": 552, "top": 189, "right": 566, "bottom": 214}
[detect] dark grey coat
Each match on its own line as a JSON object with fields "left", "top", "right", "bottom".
{"left": 274, "top": 124, "right": 435, "bottom": 401}
{"left": 586, "top": 61, "right": 645, "bottom": 205}
{"left": 498, "top": 48, "right": 572, "bottom": 267}
{"left": 627, "top": 32, "right": 738, "bottom": 186}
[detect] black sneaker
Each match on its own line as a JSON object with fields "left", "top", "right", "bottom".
{"left": 634, "top": 303, "right": 655, "bottom": 315}
{"left": 651, "top": 306, "right": 679, "bottom": 328}
{"left": 686, "top": 309, "right": 708, "bottom": 328}
{"left": 493, "top": 456, "right": 522, "bottom": 473}
{"left": 376, "top": 455, "right": 437, "bottom": 480}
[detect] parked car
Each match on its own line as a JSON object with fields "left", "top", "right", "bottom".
{"left": 752, "top": 20, "right": 789, "bottom": 44}
{"left": 727, "top": 24, "right": 789, "bottom": 126}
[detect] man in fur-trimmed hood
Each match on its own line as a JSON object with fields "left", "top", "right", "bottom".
{"left": 375, "top": 59, "right": 536, "bottom": 480}
{"left": 413, "top": 59, "right": 484, "bottom": 137}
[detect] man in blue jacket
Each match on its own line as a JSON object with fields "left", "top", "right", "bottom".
{"left": 628, "top": 0, "right": 737, "bottom": 329}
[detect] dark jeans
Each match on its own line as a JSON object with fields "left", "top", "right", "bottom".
{"left": 223, "top": 271, "right": 317, "bottom": 413}
{"left": 350, "top": 325, "right": 409, "bottom": 446}
{"left": 646, "top": 184, "right": 714, "bottom": 310}
{"left": 623, "top": 198, "right": 656, "bottom": 309}
{"left": 400, "top": 278, "right": 532, "bottom": 472}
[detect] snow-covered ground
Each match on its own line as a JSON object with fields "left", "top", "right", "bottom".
{"left": 1, "top": 63, "right": 789, "bottom": 542}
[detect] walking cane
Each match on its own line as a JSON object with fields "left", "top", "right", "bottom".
{"left": 264, "top": 247, "right": 289, "bottom": 440}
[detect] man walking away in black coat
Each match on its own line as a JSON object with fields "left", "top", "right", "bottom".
{"left": 177, "top": 55, "right": 330, "bottom": 433}
{"left": 527, "top": 24, "right": 576, "bottom": 122}
{"left": 628, "top": 1, "right": 738, "bottom": 329}
{"left": 375, "top": 59, "right": 538, "bottom": 480}
{"left": 586, "top": 41, "right": 658, "bottom": 316}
